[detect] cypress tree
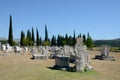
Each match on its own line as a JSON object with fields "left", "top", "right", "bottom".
{"left": 86, "top": 32, "right": 93, "bottom": 48}
{"left": 61, "top": 36, "right": 66, "bottom": 46}
{"left": 51, "top": 35, "right": 56, "bottom": 46}
{"left": 20, "top": 31, "right": 25, "bottom": 46}
{"left": 26, "top": 29, "right": 31, "bottom": 40}
{"left": 45, "top": 25, "right": 48, "bottom": 41}
{"left": 26, "top": 29, "right": 33, "bottom": 46}
{"left": 39, "top": 37, "right": 42, "bottom": 45}
{"left": 68, "top": 36, "right": 73, "bottom": 46}
{"left": 36, "top": 28, "right": 40, "bottom": 46}
{"left": 73, "top": 30, "right": 76, "bottom": 46}
{"left": 32, "top": 27, "right": 35, "bottom": 43}
{"left": 78, "top": 33, "right": 82, "bottom": 38}
{"left": 57, "top": 35, "right": 60, "bottom": 46}
{"left": 65, "top": 34, "right": 68, "bottom": 45}
{"left": 83, "top": 34, "right": 86, "bottom": 44}
{"left": 8, "top": 15, "right": 13, "bottom": 46}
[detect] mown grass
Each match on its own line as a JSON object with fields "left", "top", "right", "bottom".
{"left": 0, "top": 62, "right": 101, "bottom": 80}
{"left": 0, "top": 51, "right": 120, "bottom": 80}
{"left": 0, "top": 58, "right": 101, "bottom": 80}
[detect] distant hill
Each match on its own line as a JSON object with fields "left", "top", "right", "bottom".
{"left": 0, "top": 38, "right": 7, "bottom": 41}
{"left": 93, "top": 38, "right": 120, "bottom": 47}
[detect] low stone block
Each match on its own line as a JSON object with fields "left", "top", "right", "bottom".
{"left": 32, "top": 54, "right": 47, "bottom": 59}
{"left": 54, "top": 55, "right": 70, "bottom": 69}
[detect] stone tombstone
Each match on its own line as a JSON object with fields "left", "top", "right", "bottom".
{"left": 75, "top": 45, "right": 85, "bottom": 72}
{"left": 2, "top": 45, "right": 6, "bottom": 51}
{"left": 54, "top": 55, "right": 70, "bottom": 69}
{"left": 0, "top": 42, "right": 1, "bottom": 50}
{"left": 63, "top": 45, "right": 70, "bottom": 55}
{"left": 55, "top": 47, "right": 62, "bottom": 55}
{"left": 42, "top": 48, "right": 48, "bottom": 58}
{"left": 24, "top": 47, "right": 28, "bottom": 52}
{"left": 95, "top": 45, "right": 115, "bottom": 61}
{"left": 33, "top": 54, "right": 47, "bottom": 59}
{"left": 31, "top": 47, "right": 36, "bottom": 55}
{"left": 14, "top": 46, "right": 22, "bottom": 53}
{"left": 32, "top": 47, "right": 48, "bottom": 60}
{"left": 101, "top": 45, "right": 110, "bottom": 57}
{"left": 74, "top": 37, "right": 92, "bottom": 72}
{"left": 6, "top": 44, "right": 12, "bottom": 51}
{"left": 76, "top": 38, "right": 83, "bottom": 46}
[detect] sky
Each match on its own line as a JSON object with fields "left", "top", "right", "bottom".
{"left": 0, "top": 0, "right": 120, "bottom": 40}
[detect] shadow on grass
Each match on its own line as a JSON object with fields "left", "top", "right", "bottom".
{"left": 47, "top": 66, "right": 76, "bottom": 72}
{"left": 30, "top": 57, "right": 34, "bottom": 60}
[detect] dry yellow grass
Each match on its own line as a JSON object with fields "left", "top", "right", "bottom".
{"left": 0, "top": 50, "right": 120, "bottom": 80}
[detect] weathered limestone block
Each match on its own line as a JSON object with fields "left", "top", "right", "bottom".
{"left": 32, "top": 54, "right": 47, "bottom": 59}
{"left": 54, "top": 55, "right": 70, "bottom": 69}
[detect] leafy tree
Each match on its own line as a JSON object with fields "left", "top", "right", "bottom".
{"left": 0, "top": 40, "right": 8, "bottom": 44}
{"left": 43, "top": 40, "right": 50, "bottom": 46}
{"left": 32, "top": 27, "right": 35, "bottom": 43}
{"left": 8, "top": 15, "right": 14, "bottom": 46}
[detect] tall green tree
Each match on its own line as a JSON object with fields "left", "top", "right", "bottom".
{"left": 36, "top": 28, "right": 40, "bottom": 46}
{"left": 45, "top": 25, "right": 48, "bottom": 41}
{"left": 32, "top": 27, "right": 35, "bottom": 43}
{"left": 68, "top": 36, "right": 73, "bottom": 46}
{"left": 73, "top": 30, "right": 76, "bottom": 46}
{"left": 39, "top": 37, "right": 42, "bottom": 45}
{"left": 83, "top": 34, "right": 86, "bottom": 45}
{"left": 51, "top": 35, "right": 56, "bottom": 46}
{"left": 20, "top": 31, "right": 25, "bottom": 46}
{"left": 61, "top": 36, "right": 66, "bottom": 46}
{"left": 26, "top": 29, "right": 33, "bottom": 46}
{"left": 8, "top": 15, "right": 14, "bottom": 46}
{"left": 43, "top": 25, "right": 50, "bottom": 46}
{"left": 65, "top": 34, "right": 69, "bottom": 45}
{"left": 57, "top": 35, "right": 60, "bottom": 46}
{"left": 86, "top": 32, "right": 93, "bottom": 48}
{"left": 78, "top": 33, "right": 82, "bottom": 38}
{"left": 26, "top": 29, "right": 31, "bottom": 40}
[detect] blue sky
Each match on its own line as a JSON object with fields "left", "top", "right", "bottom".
{"left": 0, "top": 0, "right": 120, "bottom": 40}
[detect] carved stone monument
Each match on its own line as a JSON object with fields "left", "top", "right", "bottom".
{"left": 95, "top": 45, "right": 115, "bottom": 61}
{"left": 75, "top": 38, "right": 92, "bottom": 72}
{"left": 54, "top": 55, "right": 70, "bottom": 70}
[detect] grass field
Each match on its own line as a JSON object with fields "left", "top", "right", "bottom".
{"left": 0, "top": 50, "right": 120, "bottom": 80}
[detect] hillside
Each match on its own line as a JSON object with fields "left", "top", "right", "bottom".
{"left": 93, "top": 38, "right": 120, "bottom": 47}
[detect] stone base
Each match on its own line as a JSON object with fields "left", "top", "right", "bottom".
{"left": 54, "top": 55, "right": 70, "bottom": 69}
{"left": 49, "top": 54, "right": 55, "bottom": 59}
{"left": 95, "top": 55, "right": 115, "bottom": 61}
{"left": 85, "top": 66, "right": 93, "bottom": 71}
{"left": 70, "top": 55, "right": 75, "bottom": 63}
{"left": 32, "top": 54, "right": 47, "bottom": 59}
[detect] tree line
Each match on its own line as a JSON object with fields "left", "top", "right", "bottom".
{"left": 8, "top": 15, "right": 93, "bottom": 48}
